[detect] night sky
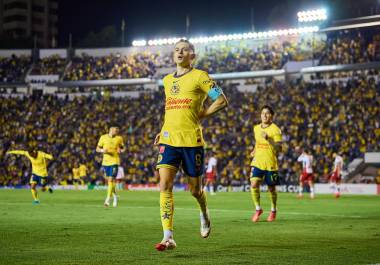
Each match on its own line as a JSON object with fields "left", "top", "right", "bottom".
{"left": 57, "top": 0, "right": 376, "bottom": 47}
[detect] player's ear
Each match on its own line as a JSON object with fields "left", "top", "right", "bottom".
{"left": 190, "top": 53, "right": 196, "bottom": 60}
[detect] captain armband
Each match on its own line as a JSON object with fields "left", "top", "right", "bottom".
{"left": 208, "top": 87, "right": 223, "bottom": 101}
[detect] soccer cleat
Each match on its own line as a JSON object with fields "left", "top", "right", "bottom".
{"left": 252, "top": 209, "right": 263, "bottom": 222}
{"left": 267, "top": 211, "right": 276, "bottom": 222}
{"left": 113, "top": 195, "right": 119, "bottom": 207}
{"left": 32, "top": 200, "right": 40, "bottom": 205}
{"left": 48, "top": 188, "right": 53, "bottom": 194}
{"left": 297, "top": 194, "right": 303, "bottom": 199}
{"left": 335, "top": 193, "right": 340, "bottom": 198}
{"left": 200, "top": 210, "right": 211, "bottom": 238}
{"left": 104, "top": 199, "right": 110, "bottom": 207}
{"left": 310, "top": 194, "right": 315, "bottom": 199}
{"left": 155, "top": 238, "right": 177, "bottom": 251}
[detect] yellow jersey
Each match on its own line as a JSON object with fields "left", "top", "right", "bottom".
{"left": 159, "top": 68, "right": 216, "bottom": 147}
{"left": 7, "top": 150, "right": 53, "bottom": 177}
{"left": 72, "top": 167, "right": 81, "bottom": 180}
{"left": 251, "top": 123, "right": 282, "bottom": 171}
{"left": 79, "top": 164, "right": 87, "bottom": 177}
{"left": 97, "top": 134, "right": 124, "bottom": 166}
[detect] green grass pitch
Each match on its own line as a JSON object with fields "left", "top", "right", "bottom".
{"left": 0, "top": 189, "right": 379, "bottom": 265}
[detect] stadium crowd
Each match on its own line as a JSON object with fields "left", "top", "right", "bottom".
{"left": 63, "top": 52, "right": 173, "bottom": 80}
{"left": 0, "top": 55, "right": 31, "bottom": 83}
{"left": 1, "top": 73, "right": 379, "bottom": 187}
{"left": 30, "top": 55, "right": 67, "bottom": 76}
{"left": 2, "top": 30, "right": 380, "bottom": 82}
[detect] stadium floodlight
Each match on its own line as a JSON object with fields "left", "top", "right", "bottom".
{"left": 132, "top": 40, "right": 147, "bottom": 46}
{"left": 134, "top": 26, "right": 319, "bottom": 47}
{"left": 297, "top": 8, "right": 327, "bottom": 22}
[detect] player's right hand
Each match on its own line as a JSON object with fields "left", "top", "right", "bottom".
{"left": 154, "top": 133, "right": 160, "bottom": 146}
{"left": 250, "top": 150, "right": 255, "bottom": 157}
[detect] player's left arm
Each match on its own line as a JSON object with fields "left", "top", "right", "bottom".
{"left": 198, "top": 72, "right": 228, "bottom": 119}
{"left": 42, "top": 152, "right": 53, "bottom": 160}
{"left": 263, "top": 130, "right": 282, "bottom": 153}
{"left": 118, "top": 137, "right": 126, "bottom": 153}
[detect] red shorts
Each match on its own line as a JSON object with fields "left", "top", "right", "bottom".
{"left": 206, "top": 172, "right": 216, "bottom": 181}
{"left": 330, "top": 172, "right": 341, "bottom": 182}
{"left": 300, "top": 172, "right": 313, "bottom": 183}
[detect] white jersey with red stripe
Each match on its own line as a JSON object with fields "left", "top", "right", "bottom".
{"left": 333, "top": 155, "right": 343, "bottom": 173}
{"left": 297, "top": 153, "right": 313, "bottom": 174}
{"left": 206, "top": 157, "right": 217, "bottom": 173}
{"left": 116, "top": 166, "right": 125, "bottom": 180}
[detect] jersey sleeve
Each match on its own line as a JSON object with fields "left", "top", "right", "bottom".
{"left": 7, "top": 150, "right": 27, "bottom": 156}
{"left": 273, "top": 127, "right": 282, "bottom": 143}
{"left": 97, "top": 136, "right": 104, "bottom": 148}
{"left": 198, "top": 71, "right": 222, "bottom": 100}
{"left": 42, "top": 152, "right": 53, "bottom": 160}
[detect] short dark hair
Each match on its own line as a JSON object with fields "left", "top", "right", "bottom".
{"left": 109, "top": 123, "right": 120, "bottom": 129}
{"left": 175, "top": 39, "right": 195, "bottom": 53}
{"left": 261, "top": 105, "right": 274, "bottom": 115}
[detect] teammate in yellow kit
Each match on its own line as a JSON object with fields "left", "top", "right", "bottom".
{"left": 96, "top": 124, "right": 125, "bottom": 207}
{"left": 154, "top": 39, "right": 228, "bottom": 251}
{"left": 250, "top": 106, "right": 282, "bottom": 222}
{"left": 6, "top": 147, "right": 53, "bottom": 204}
{"left": 72, "top": 162, "right": 81, "bottom": 190}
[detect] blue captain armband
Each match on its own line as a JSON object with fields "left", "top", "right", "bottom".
{"left": 208, "top": 87, "right": 223, "bottom": 101}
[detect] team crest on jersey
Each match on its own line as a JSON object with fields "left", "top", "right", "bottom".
{"left": 157, "top": 154, "right": 163, "bottom": 163}
{"left": 171, "top": 81, "right": 180, "bottom": 95}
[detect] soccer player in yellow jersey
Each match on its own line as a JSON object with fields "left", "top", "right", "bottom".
{"left": 96, "top": 124, "right": 125, "bottom": 207}
{"left": 154, "top": 39, "right": 228, "bottom": 251}
{"left": 250, "top": 105, "right": 282, "bottom": 222}
{"left": 79, "top": 163, "right": 87, "bottom": 182}
{"left": 72, "top": 162, "right": 81, "bottom": 190}
{"left": 6, "top": 147, "right": 53, "bottom": 204}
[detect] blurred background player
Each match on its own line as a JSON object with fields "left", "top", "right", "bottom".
{"left": 204, "top": 150, "right": 217, "bottom": 195}
{"left": 330, "top": 153, "right": 344, "bottom": 198}
{"left": 72, "top": 162, "right": 81, "bottom": 190}
{"left": 96, "top": 124, "right": 125, "bottom": 207}
{"left": 79, "top": 162, "right": 88, "bottom": 184}
{"left": 250, "top": 105, "right": 282, "bottom": 223}
{"left": 6, "top": 146, "right": 53, "bottom": 204}
{"left": 116, "top": 165, "right": 125, "bottom": 190}
{"left": 297, "top": 148, "right": 315, "bottom": 199}
{"left": 154, "top": 39, "right": 228, "bottom": 251}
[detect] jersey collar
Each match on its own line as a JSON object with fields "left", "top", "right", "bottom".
{"left": 173, "top": 68, "right": 194, "bottom": 78}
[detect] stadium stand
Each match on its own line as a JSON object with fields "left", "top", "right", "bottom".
{"left": 1, "top": 73, "right": 379, "bottom": 186}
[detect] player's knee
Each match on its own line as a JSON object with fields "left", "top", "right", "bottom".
{"left": 251, "top": 182, "right": 260, "bottom": 189}
{"left": 268, "top": 186, "right": 276, "bottom": 193}
{"left": 190, "top": 188, "right": 202, "bottom": 198}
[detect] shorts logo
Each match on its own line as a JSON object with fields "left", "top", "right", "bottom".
{"left": 157, "top": 154, "right": 163, "bottom": 163}
{"left": 171, "top": 81, "right": 180, "bottom": 95}
{"left": 163, "top": 131, "right": 169, "bottom": 138}
{"left": 159, "top": 146, "right": 165, "bottom": 154}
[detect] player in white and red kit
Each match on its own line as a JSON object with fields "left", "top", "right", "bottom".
{"left": 204, "top": 151, "right": 217, "bottom": 195}
{"left": 330, "top": 153, "right": 343, "bottom": 198}
{"left": 297, "top": 149, "right": 315, "bottom": 199}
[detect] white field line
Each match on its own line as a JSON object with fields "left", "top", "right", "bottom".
{"left": 0, "top": 202, "right": 363, "bottom": 218}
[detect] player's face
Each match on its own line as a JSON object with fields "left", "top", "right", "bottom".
{"left": 173, "top": 42, "right": 194, "bottom": 67}
{"left": 261, "top": 108, "right": 273, "bottom": 124}
{"left": 110, "top": 127, "right": 120, "bottom": 136}
{"left": 29, "top": 150, "right": 37, "bottom": 158}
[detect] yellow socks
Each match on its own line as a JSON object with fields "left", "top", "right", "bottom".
{"left": 269, "top": 190, "right": 277, "bottom": 211}
{"left": 251, "top": 187, "right": 261, "bottom": 210}
{"left": 106, "top": 180, "right": 113, "bottom": 199}
{"left": 160, "top": 191, "right": 174, "bottom": 235}
{"left": 31, "top": 189, "right": 39, "bottom": 201}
